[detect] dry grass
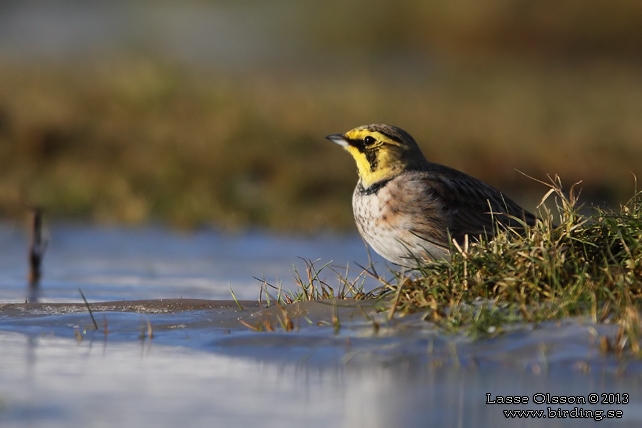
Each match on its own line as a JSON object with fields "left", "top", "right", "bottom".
{"left": 0, "top": 58, "right": 641, "bottom": 231}
{"left": 1, "top": 1, "right": 641, "bottom": 229}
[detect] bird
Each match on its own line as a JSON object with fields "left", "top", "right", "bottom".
{"left": 326, "top": 124, "right": 537, "bottom": 267}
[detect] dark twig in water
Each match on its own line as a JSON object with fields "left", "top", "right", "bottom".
{"left": 28, "top": 208, "right": 47, "bottom": 288}
{"left": 79, "top": 288, "right": 99, "bottom": 330}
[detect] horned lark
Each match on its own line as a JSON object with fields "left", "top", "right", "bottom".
{"left": 327, "top": 124, "right": 536, "bottom": 267}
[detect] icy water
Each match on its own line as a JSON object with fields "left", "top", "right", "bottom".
{"left": 1, "top": 223, "right": 641, "bottom": 428}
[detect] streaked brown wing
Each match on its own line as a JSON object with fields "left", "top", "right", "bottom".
{"left": 402, "top": 166, "right": 536, "bottom": 245}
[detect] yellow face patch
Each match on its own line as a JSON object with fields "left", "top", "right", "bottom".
{"left": 341, "top": 129, "right": 409, "bottom": 188}
{"left": 328, "top": 124, "right": 430, "bottom": 189}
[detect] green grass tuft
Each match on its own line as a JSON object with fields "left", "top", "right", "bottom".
{"left": 266, "top": 177, "right": 642, "bottom": 356}
{"left": 256, "top": 257, "right": 386, "bottom": 306}
{"left": 384, "top": 177, "right": 642, "bottom": 349}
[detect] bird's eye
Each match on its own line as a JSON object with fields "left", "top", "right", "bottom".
{"left": 364, "top": 136, "right": 376, "bottom": 146}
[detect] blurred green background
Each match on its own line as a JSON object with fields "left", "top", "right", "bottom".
{"left": 1, "top": 0, "right": 641, "bottom": 231}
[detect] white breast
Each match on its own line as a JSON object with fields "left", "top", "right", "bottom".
{"left": 352, "top": 182, "right": 450, "bottom": 267}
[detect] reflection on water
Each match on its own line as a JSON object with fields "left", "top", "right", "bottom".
{"left": 1, "top": 328, "right": 641, "bottom": 428}
{"left": 1, "top": 223, "right": 642, "bottom": 427}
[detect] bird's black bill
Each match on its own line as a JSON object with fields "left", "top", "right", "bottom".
{"left": 325, "top": 134, "right": 349, "bottom": 147}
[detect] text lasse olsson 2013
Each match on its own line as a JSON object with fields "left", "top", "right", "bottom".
{"left": 486, "top": 393, "right": 628, "bottom": 405}
{"left": 486, "top": 393, "right": 627, "bottom": 421}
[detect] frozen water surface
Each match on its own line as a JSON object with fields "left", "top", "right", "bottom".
{"left": 0, "top": 223, "right": 641, "bottom": 428}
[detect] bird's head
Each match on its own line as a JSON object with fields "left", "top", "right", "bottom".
{"left": 326, "top": 124, "right": 428, "bottom": 188}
